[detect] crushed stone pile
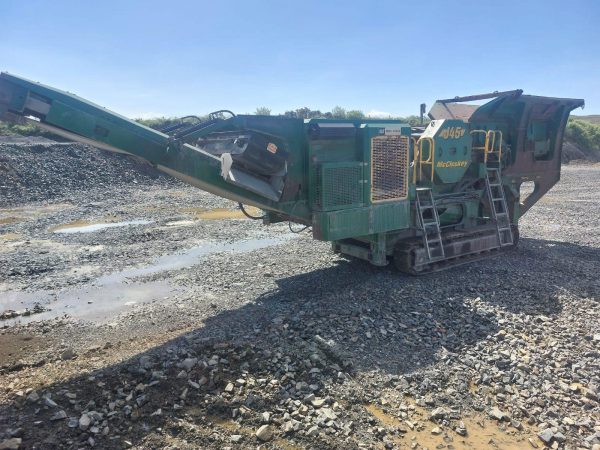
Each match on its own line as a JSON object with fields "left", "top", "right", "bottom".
{"left": 0, "top": 141, "right": 176, "bottom": 207}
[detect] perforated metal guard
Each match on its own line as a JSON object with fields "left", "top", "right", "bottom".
{"left": 371, "top": 135, "right": 409, "bottom": 202}
{"left": 316, "top": 162, "right": 363, "bottom": 210}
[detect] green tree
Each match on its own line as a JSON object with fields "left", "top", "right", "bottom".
{"left": 566, "top": 118, "right": 600, "bottom": 154}
{"left": 136, "top": 117, "right": 180, "bottom": 129}
{"left": 346, "top": 110, "right": 365, "bottom": 120}
{"left": 399, "top": 115, "right": 430, "bottom": 126}
{"left": 331, "top": 106, "right": 346, "bottom": 119}
{"left": 295, "top": 107, "right": 311, "bottom": 119}
{"left": 255, "top": 107, "right": 271, "bottom": 116}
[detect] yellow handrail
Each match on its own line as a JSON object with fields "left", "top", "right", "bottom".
{"left": 470, "top": 129, "right": 487, "bottom": 156}
{"left": 470, "top": 129, "right": 503, "bottom": 164}
{"left": 417, "top": 137, "right": 435, "bottom": 182}
{"left": 487, "top": 130, "right": 502, "bottom": 163}
{"left": 411, "top": 136, "right": 419, "bottom": 183}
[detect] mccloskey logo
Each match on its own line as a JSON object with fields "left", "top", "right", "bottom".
{"left": 436, "top": 160, "right": 469, "bottom": 168}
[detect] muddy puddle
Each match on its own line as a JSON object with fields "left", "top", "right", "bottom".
{"left": 52, "top": 219, "right": 153, "bottom": 234}
{"left": 181, "top": 206, "right": 262, "bottom": 220}
{"left": 48, "top": 206, "right": 262, "bottom": 234}
{"left": 0, "top": 233, "right": 23, "bottom": 241}
{"left": 0, "top": 203, "right": 74, "bottom": 226}
{"left": 0, "top": 216, "right": 25, "bottom": 225}
{"left": 365, "top": 402, "right": 538, "bottom": 449}
{"left": 0, "top": 235, "right": 291, "bottom": 326}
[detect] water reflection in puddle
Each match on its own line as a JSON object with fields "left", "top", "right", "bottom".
{"left": 53, "top": 219, "right": 153, "bottom": 234}
{"left": 0, "top": 235, "right": 291, "bottom": 325}
{"left": 101, "top": 237, "right": 286, "bottom": 283}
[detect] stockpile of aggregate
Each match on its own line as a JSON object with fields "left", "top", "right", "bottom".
{"left": 0, "top": 141, "right": 176, "bottom": 207}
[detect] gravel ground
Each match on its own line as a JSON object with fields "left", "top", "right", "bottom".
{"left": 0, "top": 141, "right": 598, "bottom": 450}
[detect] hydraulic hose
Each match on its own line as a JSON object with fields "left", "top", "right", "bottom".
{"left": 238, "top": 202, "right": 265, "bottom": 220}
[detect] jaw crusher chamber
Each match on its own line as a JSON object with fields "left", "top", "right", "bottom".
{"left": 196, "top": 131, "right": 289, "bottom": 202}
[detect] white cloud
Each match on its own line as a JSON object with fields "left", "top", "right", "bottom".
{"left": 366, "top": 109, "right": 394, "bottom": 118}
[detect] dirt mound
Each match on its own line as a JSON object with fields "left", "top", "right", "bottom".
{"left": 0, "top": 142, "right": 176, "bottom": 207}
{"left": 562, "top": 139, "right": 600, "bottom": 164}
{"left": 562, "top": 140, "right": 589, "bottom": 163}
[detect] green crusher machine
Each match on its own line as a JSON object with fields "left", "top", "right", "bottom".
{"left": 0, "top": 73, "right": 584, "bottom": 273}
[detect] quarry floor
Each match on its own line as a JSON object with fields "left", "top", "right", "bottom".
{"left": 0, "top": 141, "right": 598, "bottom": 450}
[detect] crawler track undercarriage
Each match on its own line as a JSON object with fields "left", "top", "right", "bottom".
{"left": 393, "top": 225, "right": 520, "bottom": 275}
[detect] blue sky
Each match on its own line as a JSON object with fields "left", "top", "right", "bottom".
{"left": 1, "top": 0, "right": 598, "bottom": 118}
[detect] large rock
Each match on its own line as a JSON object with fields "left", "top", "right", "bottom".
{"left": 0, "top": 438, "right": 22, "bottom": 450}
{"left": 430, "top": 407, "right": 449, "bottom": 420}
{"left": 256, "top": 425, "right": 273, "bottom": 441}
{"left": 538, "top": 428, "right": 554, "bottom": 444}
{"left": 50, "top": 410, "right": 67, "bottom": 421}
{"left": 489, "top": 407, "right": 508, "bottom": 421}
{"left": 79, "top": 413, "right": 92, "bottom": 431}
{"left": 181, "top": 358, "right": 198, "bottom": 371}
{"left": 61, "top": 348, "right": 76, "bottom": 361}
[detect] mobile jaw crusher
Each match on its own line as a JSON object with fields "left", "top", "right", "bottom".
{"left": 0, "top": 73, "right": 584, "bottom": 273}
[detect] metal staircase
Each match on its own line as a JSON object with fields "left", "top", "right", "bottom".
{"left": 472, "top": 129, "right": 513, "bottom": 247}
{"left": 412, "top": 130, "right": 513, "bottom": 266}
{"left": 415, "top": 188, "right": 445, "bottom": 261}
{"left": 485, "top": 168, "right": 514, "bottom": 247}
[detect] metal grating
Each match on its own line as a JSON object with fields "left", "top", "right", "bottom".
{"left": 371, "top": 135, "right": 409, "bottom": 202}
{"left": 316, "top": 162, "right": 363, "bottom": 210}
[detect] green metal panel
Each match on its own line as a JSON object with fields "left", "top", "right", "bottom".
{"left": 422, "top": 119, "right": 472, "bottom": 184}
{"left": 314, "top": 200, "right": 410, "bottom": 241}
{"left": 371, "top": 201, "right": 410, "bottom": 231}
{"left": 315, "top": 161, "right": 364, "bottom": 211}
{"left": 0, "top": 78, "right": 27, "bottom": 113}
{"left": 319, "top": 208, "right": 370, "bottom": 240}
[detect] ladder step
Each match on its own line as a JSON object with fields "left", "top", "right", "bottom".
{"left": 416, "top": 185, "right": 445, "bottom": 261}
{"left": 485, "top": 168, "right": 512, "bottom": 249}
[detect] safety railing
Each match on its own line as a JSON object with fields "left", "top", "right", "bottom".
{"left": 411, "top": 136, "right": 419, "bottom": 183}
{"left": 470, "top": 129, "right": 503, "bottom": 165}
{"left": 413, "top": 137, "right": 435, "bottom": 183}
{"left": 487, "top": 130, "right": 503, "bottom": 165}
